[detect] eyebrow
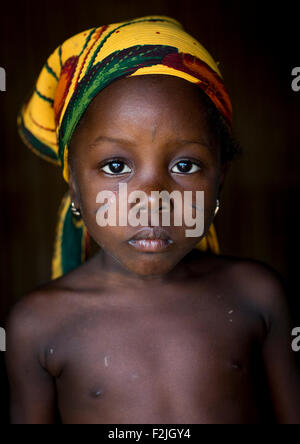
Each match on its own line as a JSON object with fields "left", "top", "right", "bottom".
{"left": 88, "top": 135, "right": 136, "bottom": 148}
{"left": 88, "top": 135, "right": 211, "bottom": 150}
{"left": 177, "top": 138, "right": 212, "bottom": 150}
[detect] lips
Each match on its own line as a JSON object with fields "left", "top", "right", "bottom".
{"left": 127, "top": 227, "right": 174, "bottom": 252}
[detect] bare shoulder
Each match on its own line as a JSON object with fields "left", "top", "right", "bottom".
{"left": 200, "top": 252, "right": 290, "bottom": 329}
{"left": 220, "top": 255, "right": 287, "bottom": 304}
{"left": 5, "top": 271, "right": 82, "bottom": 351}
{"left": 5, "top": 286, "right": 57, "bottom": 350}
{"left": 4, "top": 255, "right": 105, "bottom": 346}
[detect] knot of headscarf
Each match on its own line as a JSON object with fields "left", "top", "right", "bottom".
{"left": 17, "top": 15, "right": 232, "bottom": 279}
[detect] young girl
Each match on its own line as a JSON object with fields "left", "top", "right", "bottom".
{"left": 5, "top": 15, "right": 300, "bottom": 424}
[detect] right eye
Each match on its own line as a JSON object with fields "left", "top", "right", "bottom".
{"left": 101, "top": 160, "right": 131, "bottom": 175}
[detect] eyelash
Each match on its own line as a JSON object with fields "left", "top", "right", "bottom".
{"left": 98, "top": 158, "right": 202, "bottom": 176}
{"left": 99, "top": 158, "right": 132, "bottom": 176}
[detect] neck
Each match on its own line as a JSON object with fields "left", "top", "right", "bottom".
{"left": 87, "top": 248, "right": 201, "bottom": 290}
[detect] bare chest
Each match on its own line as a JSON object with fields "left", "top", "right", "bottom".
{"left": 45, "top": 298, "right": 264, "bottom": 422}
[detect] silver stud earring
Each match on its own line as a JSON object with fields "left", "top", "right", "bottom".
{"left": 71, "top": 201, "right": 81, "bottom": 217}
{"left": 214, "top": 199, "right": 220, "bottom": 217}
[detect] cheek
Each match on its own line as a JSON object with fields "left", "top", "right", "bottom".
{"left": 73, "top": 170, "right": 122, "bottom": 246}
{"left": 182, "top": 171, "right": 220, "bottom": 209}
{"left": 187, "top": 173, "right": 220, "bottom": 229}
{"left": 74, "top": 164, "right": 110, "bottom": 211}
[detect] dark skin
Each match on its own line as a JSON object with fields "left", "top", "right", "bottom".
{"left": 5, "top": 75, "right": 300, "bottom": 424}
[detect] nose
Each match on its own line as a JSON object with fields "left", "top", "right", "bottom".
{"left": 128, "top": 181, "right": 175, "bottom": 226}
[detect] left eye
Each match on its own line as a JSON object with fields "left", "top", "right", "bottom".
{"left": 171, "top": 160, "right": 201, "bottom": 174}
{"left": 101, "top": 160, "right": 131, "bottom": 175}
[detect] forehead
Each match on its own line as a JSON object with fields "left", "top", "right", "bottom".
{"left": 73, "top": 75, "right": 210, "bottom": 137}
{"left": 88, "top": 74, "right": 205, "bottom": 106}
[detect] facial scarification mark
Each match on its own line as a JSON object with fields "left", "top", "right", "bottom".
{"left": 152, "top": 123, "right": 158, "bottom": 142}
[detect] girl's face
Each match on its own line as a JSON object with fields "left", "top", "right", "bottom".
{"left": 68, "top": 75, "right": 226, "bottom": 277}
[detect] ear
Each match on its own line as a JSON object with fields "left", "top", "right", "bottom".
{"left": 68, "top": 162, "right": 79, "bottom": 207}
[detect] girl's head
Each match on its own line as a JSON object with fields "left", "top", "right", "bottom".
{"left": 67, "top": 74, "right": 239, "bottom": 277}
{"left": 17, "top": 15, "right": 237, "bottom": 278}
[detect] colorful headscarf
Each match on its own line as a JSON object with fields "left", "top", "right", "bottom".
{"left": 17, "top": 15, "right": 232, "bottom": 279}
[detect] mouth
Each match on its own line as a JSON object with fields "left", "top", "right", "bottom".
{"left": 127, "top": 227, "right": 174, "bottom": 253}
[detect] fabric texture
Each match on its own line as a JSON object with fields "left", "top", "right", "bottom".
{"left": 17, "top": 15, "right": 232, "bottom": 279}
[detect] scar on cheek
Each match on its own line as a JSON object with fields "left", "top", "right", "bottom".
{"left": 191, "top": 203, "right": 204, "bottom": 212}
{"left": 104, "top": 355, "right": 110, "bottom": 367}
{"left": 94, "top": 202, "right": 111, "bottom": 214}
{"left": 94, "top": 196, "right": 116, "bottom": 214}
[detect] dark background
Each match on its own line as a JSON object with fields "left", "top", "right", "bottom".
{"left": 0, "top": 0, "right": 299, "bottom": 423}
